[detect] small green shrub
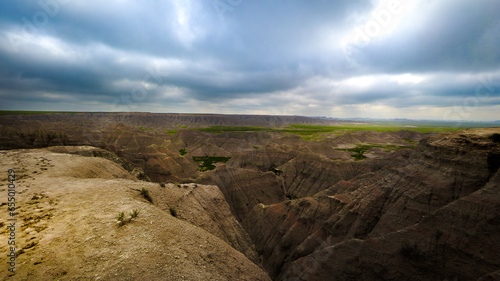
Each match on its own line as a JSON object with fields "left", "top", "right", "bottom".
{"left": 130, "top": 209, "right": 140, "bottom": 219}
{"left": 116, "top": 212, "right": 125, "bottom": 222}
{"left": 141, "top": 188, "right": 153, "bottom": 203}
{"left": 179, "top": 149, "right": 188, "bottom": 156}
{"left": 117, "top": 209, "right": 140, "bottom": 227}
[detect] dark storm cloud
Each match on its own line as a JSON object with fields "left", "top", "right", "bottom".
{"left": 0, "top": 0, "right": 499, "bottom": 120}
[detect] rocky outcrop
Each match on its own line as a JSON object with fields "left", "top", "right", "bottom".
{"left": 198, "top": 165, "right": 286, "bottom": 221}
{"left": 280, "top": 168, "right": 500, "bottom": 281}
{"left": 241, "top": 128, "right": 500, "bottom": 280}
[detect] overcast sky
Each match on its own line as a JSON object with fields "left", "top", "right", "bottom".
{"left": 1, "top": 0, "right": 499, "bottom": 121}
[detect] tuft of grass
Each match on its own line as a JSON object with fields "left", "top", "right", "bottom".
{"left": 117, "top": 209, "right": 140, "bottom": 226}
{"left": 130, "top": 209, "right": 140, "bottom": 219}
{"left": 140, "top": 188, "right": 153, "bottom": 203}
{"left": 117, "top": 212, "right": 125, "bottom": 222}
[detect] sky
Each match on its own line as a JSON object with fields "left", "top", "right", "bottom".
{"left": 0, "top": 0, "right": 499, "bottom": 121}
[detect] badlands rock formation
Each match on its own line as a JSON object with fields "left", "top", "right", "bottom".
{"left": 0, "top": 113, "right": 499, "bottom": 280}
{"left": 244, "top": 129, "right": 500, "bottom": 280}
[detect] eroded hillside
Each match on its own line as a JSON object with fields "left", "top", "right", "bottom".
{"left": 1, "top": 113, "right": 499, "bottom": 280}
{"left": 0, "top": 147, "right": 270, "bottom": 280}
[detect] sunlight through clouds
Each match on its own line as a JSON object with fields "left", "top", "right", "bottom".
{"left": 0, "top": 0, "right": 498, "bottom": 121}
{"left": 341, "top": 0, "right": 421, "bottom": 49}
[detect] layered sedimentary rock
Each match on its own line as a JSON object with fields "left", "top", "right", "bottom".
{"left": 0, "top": 112, "right": 339, "bottom": 131}
{"left": 243, "top": 129, "right": 500, "bottom": 280}
{"left": 1, "top": 113, "right": 498, "bottom": 280}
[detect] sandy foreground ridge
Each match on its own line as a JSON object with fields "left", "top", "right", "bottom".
{"left": 0, "top": 146, "right": 271, "bottom": 280}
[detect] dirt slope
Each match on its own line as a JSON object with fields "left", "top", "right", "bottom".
{"left": 0, "top": 147, "right": 270, "bottom": 280}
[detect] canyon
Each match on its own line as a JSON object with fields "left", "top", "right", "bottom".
{"left": 1, "top": 113, "right": 499, "bottom": 280}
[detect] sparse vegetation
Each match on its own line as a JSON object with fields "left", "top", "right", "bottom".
{"left": 162, "top": 129, "right": 179, "bottom": 135}
{"left": 336, "top": 143, "right": 417, "bottom": 161}
{"left": 117, "top": 209, "right": 140, "bottom": 226}
{"left": 116, "top": 212, "right": 125, "bottom": 222}
{"left": 403, "top": 138, "right": 419, "bottom": 144}
{"left": 347, "top": 146, "right": 369, "bottom": 161}
{"left": 193, "top": 156, "right": 231, "bottom": 172}
{"left": 179, "top": 148, "right": 188, "bottom": 156}
{"left": 138, "top": 126, "right": 153, "bottom": 131}
{"left": 140, "top": 187, "right": 153, "bottom": 203}
{"left": 130, "top": 209, "right": 140, "bottom": 218}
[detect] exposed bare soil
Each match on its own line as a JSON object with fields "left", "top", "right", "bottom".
{"left": 0, "top": 147, "right": 271, "bottom": 280}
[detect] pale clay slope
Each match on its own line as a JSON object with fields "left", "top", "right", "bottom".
{"left": 0, "top": 147, "right": 270, "bottom": 281}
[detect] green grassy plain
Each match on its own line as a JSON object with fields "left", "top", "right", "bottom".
{"left": 195, "top": 122, "right": 467, "bottom": 140}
